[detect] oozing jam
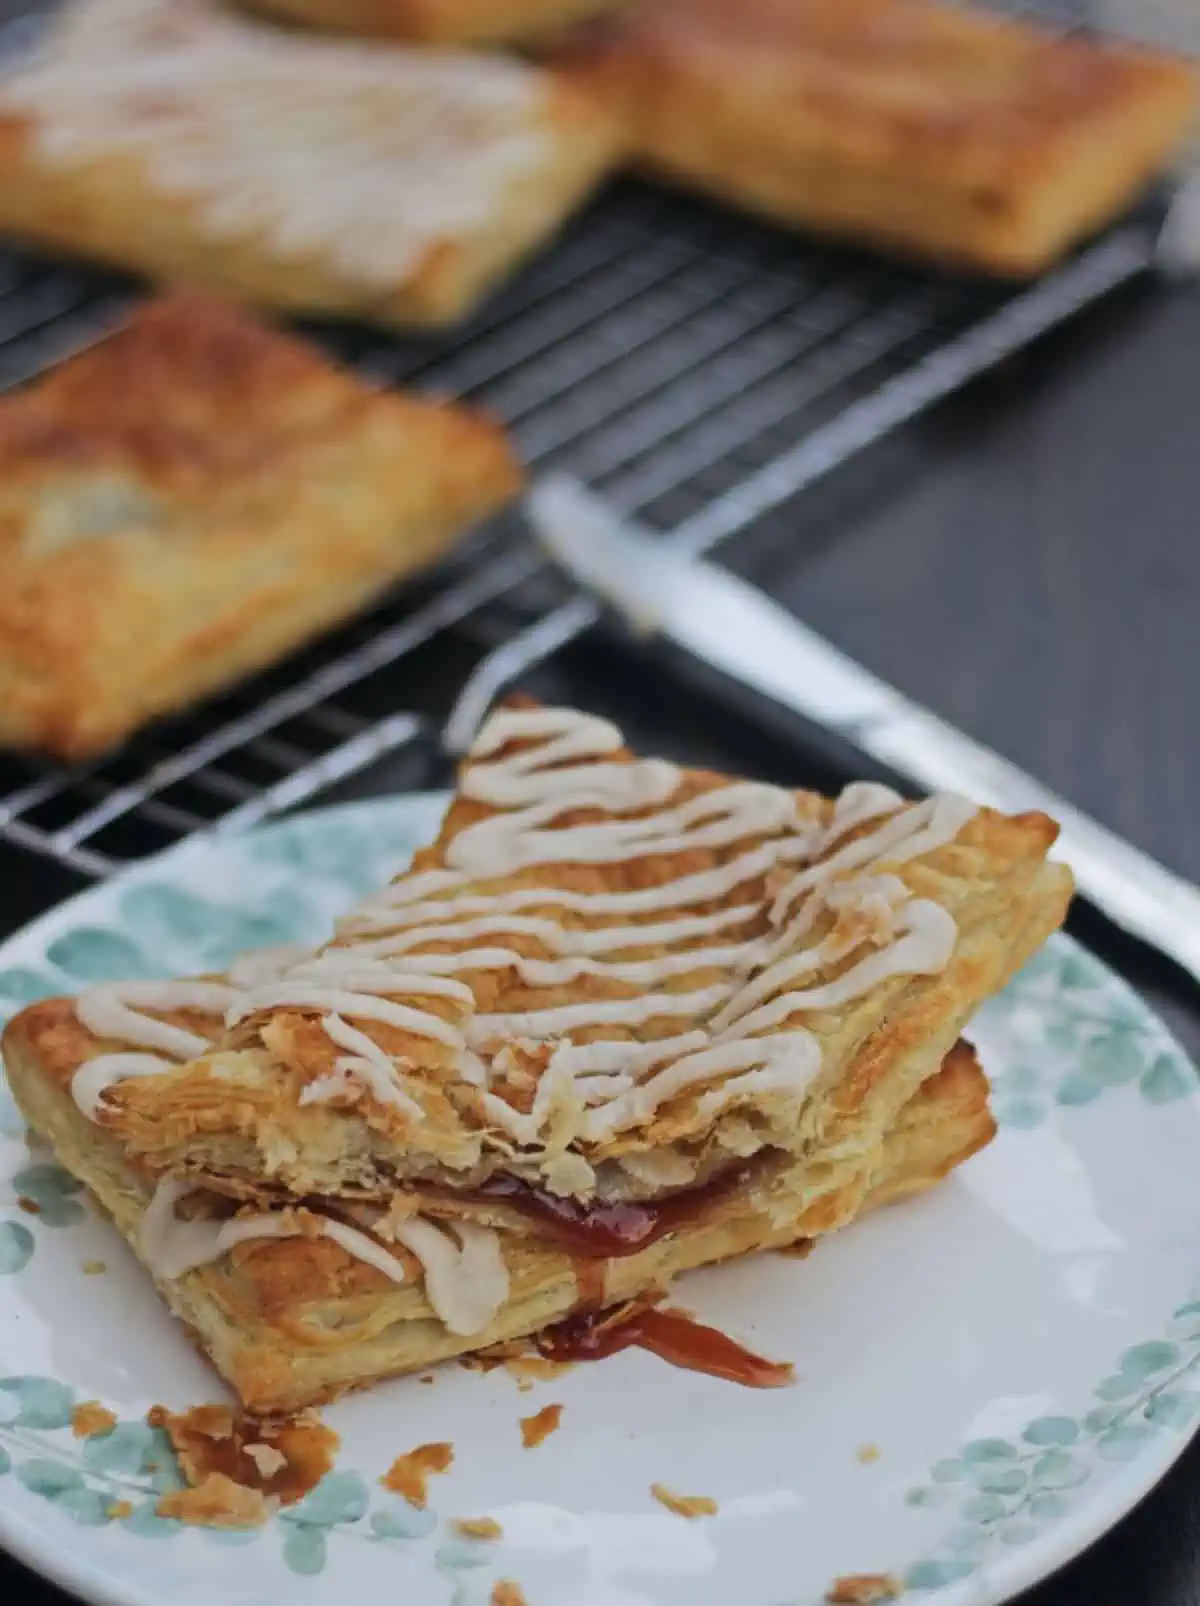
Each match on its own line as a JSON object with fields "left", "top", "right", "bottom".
{"left": 468, "top": 1162, "right": 757, "bottom": 1258}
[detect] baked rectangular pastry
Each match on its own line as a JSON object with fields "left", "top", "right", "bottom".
{"left": 3, "top": 988, "right": 994, "bottom": 1411}
{"left": 0, "top": 0, "right": 623, "bottom": 328}
{"left": 0, "top": 293, "right": 521, "bottom": 758}
{"left": 242, "top": 0, "right": 625, "bottom": 47}
{"left": 549, "top": 0, "right": 1198, "bottom": 276}
{"left": 80, "top": 703, "right": 1070, "bottom": 1214}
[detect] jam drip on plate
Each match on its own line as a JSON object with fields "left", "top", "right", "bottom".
{"left": 536, "top": 1300, "right": 793, "bottom": 1389}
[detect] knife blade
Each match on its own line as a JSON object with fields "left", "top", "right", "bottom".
{"left": 528, "top": 474, "right": 1200, "bottom": 987}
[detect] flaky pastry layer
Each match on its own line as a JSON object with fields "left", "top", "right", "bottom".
{"left": 4, "top": 1007, "right": 993, "bottom": 1412}
{"left": 550, "top": 0, "right": 1197, "bottom": 276}
{"left": 0, "top": 293, "right": 520, "bottom": 757}
{"left": 94, "top": 733, "right": 1070, "bottom": 1206}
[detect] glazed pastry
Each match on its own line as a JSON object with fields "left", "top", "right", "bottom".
{"left": 3, "top": 991, "right": 994, "bottom": 1411}
{"left": 0, "top": 293, "right": 520, "bottom": 758}
{"left": 0, "top": 0, "right": 622, "bottom": 328}
{"left": 549, "top": 0, "right": 1198, "bottom": 276}
{"left": 241, "top": 0, "right": 626, "bottom": 47}
{"left": 77, "top": 703, "right": 1070, "bottom": 1209}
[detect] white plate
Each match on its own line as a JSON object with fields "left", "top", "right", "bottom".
{"left": 0, "top": 796, "right": 1197, "bottom": 1606}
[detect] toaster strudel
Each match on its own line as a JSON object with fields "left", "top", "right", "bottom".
{"left": 0, "top": 293, "right": 520, "bottom": 757}
{"left": 4, "top": 988, "right": 994, "bottom": 1411}
{"left": 0, "top": 0, "right": 623, "bottom": 328}
{"left": 91, "top": 704, "right": 1072, "bottom": 1204}
{"left": 1, "top": 703, "right": 1069, "bottom": 1405}
{"left": 550, "top": 0, "right": 1198, "bottom": 276}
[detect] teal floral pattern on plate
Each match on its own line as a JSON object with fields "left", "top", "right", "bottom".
{"left": 0, "top": 1378, "right": 466, "bottom": 1579}
{"left": 0, "top": 795, "right": 1195, "bottom": 1606}
{"left": 979, "top": 943, "right": 1193, "bottom": 1129}
{"left": 901, "top": 1314, "right": 1200, "bottom": 1592}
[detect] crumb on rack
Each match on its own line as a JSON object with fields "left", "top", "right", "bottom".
{"left": 81, "top": 1259, "right": 107, "bottom": 1276}
{"left": 419, "top": 1375, "right": 435, "bottom": 1385}
{"left": 72, "top": 1401, "right": 118, "bottom": 1439}
{"left": 826, "top": 1574, "right": 904, "bottom": 1603}
{"left": 650, "top": 1482, "right": 718, "bottom": 1519}
{"left": 157, "top": 1473, "right": 271, "bottom": 1530}
{"left": 520, "top": 1402, "right": 563, "bottom": 1449}
{"left": 777, "top": 1238, "right": 815, "bottom": 1259}
{"left": 17, "top": 1197, "right": 40, "bottom": 1215}
{"left": 106, "top": 1501, "right": 133, "bottom": 1520}
{"left": 491, "top": 1583, "right": 528, "bottom": 1606}
{"left": 381, "top": 1442, "right": 454, "bottom": 1507}
{"left": 148, "top": 1402, "right": 338, "bottom": 1509}
{"left": 453, "top": 1516, "right": 503, "bottom": 1540}
{"left": 856, "top": 1444, "right": 881, "bottom": 1464}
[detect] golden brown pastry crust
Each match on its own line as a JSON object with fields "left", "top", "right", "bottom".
{"left": 94, "top": 751, "right": 1070, "bottom": 1207}
{"left": 3, "top": 1000, "right": 993, "bottom": 1412}
{"left": 550, "top": 0, "right": 1198, "bottom": 276}
{"left": 0, "top": 293, "right": 520, "bottom": 757}
{"left": 0, "top": 0, "right": 622, "bottom": 328}
{"left": 243, "top": 0, "right": 624, "bottom": 46}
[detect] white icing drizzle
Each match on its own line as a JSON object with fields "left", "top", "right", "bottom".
{"left": 138, "top": 1175, "right": 510, "bottom": 1335}
{"left": 1, "top": 0, "right": 566, "bottom": 292}
{"left": 72, "top": 1052, "right": 185, "bottom": 1122}
{"left": 140, "top": 1174, "right": 415, "bottom": 1287}
{"left": 71, "top": 980, "right": 238, "bottom": 1118}
{"left": 298, "top": 1013, "right": 423, "bottom": 1119}
{"left": 223, "top": 705, "right": 978, "bottom": 1156}
{"left": 64, "top": 704, "right": 977, "bottom": 1165}
{"left": 140, "top": 1175, "right": 298, "bottom": 1280}
{"left": 75, "top": 981, "right": 233, "bottom": 1060}
{"left": 388, "top": 1216, "right": 509, "bottom": 1336}
{"left": 69, "top": 951, "right": 301, "bottom": 1117}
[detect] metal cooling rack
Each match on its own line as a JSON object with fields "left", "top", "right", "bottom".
{"left": 0, "top": 2, "right": 1185, "bottom": 877}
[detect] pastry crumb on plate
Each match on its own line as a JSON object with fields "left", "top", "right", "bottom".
{"left": 650, "top": 1482, "right": 718, "bottom": 1519}
{"left": 826, "top": 1574, "right": 904, "bottom": 1603}
{"left": 149, "top": 1402, "right": 338, "bottom": 1508}
{"left": 71, "top": 1401, "right": 117, "bottom": 1439}
{"left": 452, "top": 1516, "right": 503, "bottom": 1540}
{"left": 157, "top": 1473, "right": 271, "bottom": 1530}
{"left": 381, "top": 1442, "right": 455, "bottom": 1507}
{"left": 520, "top": 1403, "right": 564, "bottom": 1449}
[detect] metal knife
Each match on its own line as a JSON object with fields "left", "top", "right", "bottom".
{"left": 528, "top": 473, "right": 1200, "bottom": 988}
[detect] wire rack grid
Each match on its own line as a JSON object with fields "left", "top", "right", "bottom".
{"left": 0, "top": 1, "right": 1185, "bottom": 877}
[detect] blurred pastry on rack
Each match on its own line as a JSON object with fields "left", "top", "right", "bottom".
{"left": 549, "top": 0, "right": 1198, "bottom": 276}
{"left": 0, "top": 0, "right": 623, "bottom": 328}
{"left": 0, "top": 293, "right": 521, "bottom": 758}
{"left": 241, "top": 0, "right": 625, "bottom": 47}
